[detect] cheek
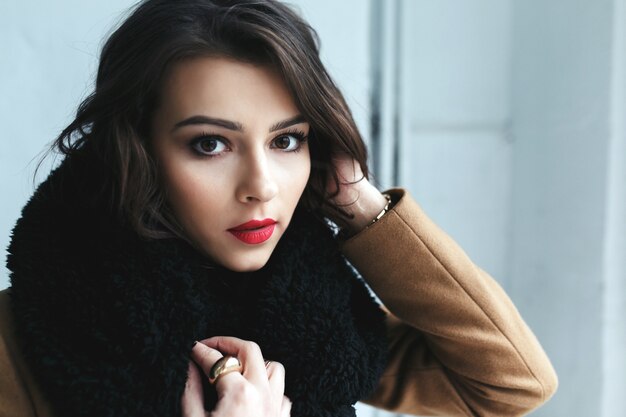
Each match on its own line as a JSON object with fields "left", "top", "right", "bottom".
{"left": 276, "top": 153, "right": 311, "bottom": 199}
{"left": 161, "top": 161, "right": 226, "bottom": 222}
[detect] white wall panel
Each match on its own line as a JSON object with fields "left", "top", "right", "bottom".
{"left": 400, "top": 131, "right": 512, "bottom": 281}
{"left": 602, "top": 0, "right": 626, "bottom": 415}
{"left": 396, "top": 0, "right": 513, "bottom": 288}
{"left": 400, "top": 0, "right": 512, "bottom": 125}
{"left": 510, "top": 0, "right": 614, "bottom": 415}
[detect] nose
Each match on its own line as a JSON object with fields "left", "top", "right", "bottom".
{"left": 235, "top": 149, "right": 279, "bottom": 203}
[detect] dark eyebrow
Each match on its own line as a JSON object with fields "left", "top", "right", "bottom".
{"left": 171, "top": 114, "right": 307, "bottom": 133}
{"left": 172, "top": 116, "right": 243, "bottom": 133}
{"left": 268, "top": 115, "right": 307, "bottom": 132}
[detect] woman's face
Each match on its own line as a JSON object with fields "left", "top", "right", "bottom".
{"left": 150, "top": 57, "right": 311, "bottom": 272}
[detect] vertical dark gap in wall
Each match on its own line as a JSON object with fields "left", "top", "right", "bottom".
{"left": 369, "top": 0, "right": 383, "bottom": 180}
{"left": 369, "top": 0, "right": 402, "bottom": 188}
{"left": 392, "top": 0, "right": 403, "bottom": 187}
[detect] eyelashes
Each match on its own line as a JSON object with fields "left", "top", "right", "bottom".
{"left": 270, "top": 129, "right": 308, "bottom": 152}
{"left": 188, "top": 129, "right": 309, "bottom": 158}
{"left": 189, "top": 135, "right": 227, "bottom": 156}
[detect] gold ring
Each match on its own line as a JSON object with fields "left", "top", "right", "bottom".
{"left": 209, "top": 355, "right": 243, "bottom": 384}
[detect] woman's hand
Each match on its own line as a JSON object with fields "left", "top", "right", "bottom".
{"left": 182, "top": 336, "right": 291, "bottom": 417}
{"left": 327, "top": 154, "right": 389, "bottom": 235}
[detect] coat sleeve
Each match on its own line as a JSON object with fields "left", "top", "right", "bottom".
{"left": 338, "top": 189, "right": 558, "bottom": 417}
{"left": 0, "top": 289, "right": 55, "bottom": 417}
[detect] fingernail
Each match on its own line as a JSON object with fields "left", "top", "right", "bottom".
{"left": 192, "top": 340, "right": 198, "bottom": 349}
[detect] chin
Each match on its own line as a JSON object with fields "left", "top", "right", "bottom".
{"left": 221, "top": 253, "right": 271, "bottom": 272}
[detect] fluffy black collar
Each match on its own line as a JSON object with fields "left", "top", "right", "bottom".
{"left": 7, "top": 149, "right": 388, "bottom": 417}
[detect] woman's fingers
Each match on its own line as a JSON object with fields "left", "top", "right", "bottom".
{"left": 199, "top": 336, "right": 268, "bottom": 386}
{"left": 265, "top": 361, "right": 286, "bottom": 403}
{"left": 186, "top": 336, "right": 290, "bottom": 417}
{"left": 281, "top": 395, "right": 292, "bottom": 417}
{"left": 190, "top": 341, "right": 245, "bottom": 393}
{"left": 181, "top": 361, "right": 208, "bottom": 417}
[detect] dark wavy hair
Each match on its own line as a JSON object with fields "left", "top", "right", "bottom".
{"left": 39, "top": 0, "right": 370, "bottom": 239}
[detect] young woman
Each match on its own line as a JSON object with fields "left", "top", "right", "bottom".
{"left": 0, "top": 1, "right": 558, "bottom": 416}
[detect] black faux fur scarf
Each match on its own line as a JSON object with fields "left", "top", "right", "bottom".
{"left": 6, "top": 149, "right": 388, "bottom": 417}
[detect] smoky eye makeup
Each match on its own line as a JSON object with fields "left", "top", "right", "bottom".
{"left": 272, "top": 129, "right": 308, "bottom": 152}
{"left": 186, "top": 127, "right": 309, "bottom": 158}
{"left": 187, "top": 133, "right": 230, "bottom": 157}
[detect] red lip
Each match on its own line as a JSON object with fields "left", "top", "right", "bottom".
{"left": 227, "top": 218, "right": 277, "bottom": 245}
{"left": 228, "top": 218, "right": 276, "bottom": 231}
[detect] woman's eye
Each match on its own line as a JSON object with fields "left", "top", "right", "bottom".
{"left": 272, "top": 133, "right": 306, "bottom": 152}
{"left": 190, "top": 136, "right": 228, "bottom": 156}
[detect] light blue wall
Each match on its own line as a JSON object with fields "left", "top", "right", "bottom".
{"left": 0, "top": 1, "right": 139, "bottom": 288}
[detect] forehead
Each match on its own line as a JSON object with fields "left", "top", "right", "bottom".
{"left": 158, "top": 56, "right": 300, "bottom": 123}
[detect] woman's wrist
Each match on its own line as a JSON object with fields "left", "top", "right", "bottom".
{"left": 342, "top": 185, "right": 390, "bottom": 235}
{"left": 325, "top": 156, "right": 392, "bottom": 235}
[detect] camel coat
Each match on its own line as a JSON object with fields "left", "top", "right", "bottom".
{"left": 0, "top": 189, "right": 557, "bottom": 416}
